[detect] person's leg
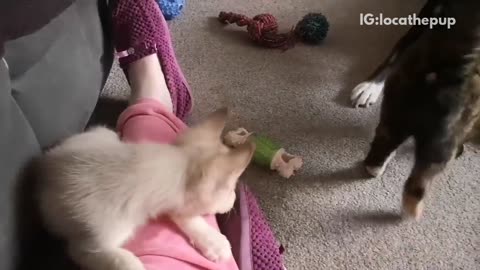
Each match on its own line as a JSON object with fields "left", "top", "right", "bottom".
{"left": 116, "top": 50, "right": 183, "bottom": 144}
{"left": 128, "top": 54, "right": 173, "bottom": 111}
{"left": 112, "top": 0, "right": 192, "bottom": 120}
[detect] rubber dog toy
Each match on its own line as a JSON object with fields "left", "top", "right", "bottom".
{"left": 218, "top": 12, "right": 329, "bottom": 50}
{"left": 157, "top": 0, "right": 185, "bottom": 20}
{"left": 224, "top": 128, "right": 303, "bottom": 178}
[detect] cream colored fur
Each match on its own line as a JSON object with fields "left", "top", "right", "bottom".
{"left": 35, "top": 108, "right": 255, "bottom": 270}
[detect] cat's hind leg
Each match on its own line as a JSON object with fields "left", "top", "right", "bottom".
{"left": 403, "top": 133, "right": 456, "bottom": 220}
{"left": 364, "top": 119, "right": 408, "bottom": 177}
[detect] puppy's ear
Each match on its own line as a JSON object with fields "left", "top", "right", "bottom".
{"left": 186, "top": 141, "right": 255, "bottom": 205}
{"left": 175, "top": 107, "right": 229, "bottom": 146}
{"left": 195, "top": 107, "right": 229, "bottom": 139}
{"left": 216, "top": 140, "right": 256, "bottom": 176}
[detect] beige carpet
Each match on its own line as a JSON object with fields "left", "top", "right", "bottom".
{"left": 102, "top": 0, "right": 479, "bottom": 269}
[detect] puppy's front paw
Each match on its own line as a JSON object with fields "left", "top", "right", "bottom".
{"left": 191, "top": 231, "right": 232, "bottom": 262}
{"left": 351, "top": 81, "right": 384, "bottom": 108}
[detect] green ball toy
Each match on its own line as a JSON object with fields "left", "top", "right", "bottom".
{"left": 294, "top": 13, "right": 329, "bottom": 44}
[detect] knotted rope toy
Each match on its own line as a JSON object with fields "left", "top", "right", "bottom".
{"left": 218, "top": 12, "right": 329, "bottom": 50}
{"left": 224, "top": 128, "right": 303, "bottom": 179}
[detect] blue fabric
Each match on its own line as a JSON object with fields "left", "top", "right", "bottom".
{"left": 157, "top": 0, "right": 185, "bottom": 20}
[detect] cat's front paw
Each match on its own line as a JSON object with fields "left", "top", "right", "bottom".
{"left": 192, "top": 231, "right": 232, "bottom": 262}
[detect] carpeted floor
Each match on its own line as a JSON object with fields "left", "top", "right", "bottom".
{"left": 102, "top": 0, "right": 479, "bottom": 269}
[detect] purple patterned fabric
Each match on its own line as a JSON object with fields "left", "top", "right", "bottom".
{"left": 111, "top": 0, "right": 192, "bottom": 120}
{"left": 219, "top": 183, "right": 285, "bottom": 270}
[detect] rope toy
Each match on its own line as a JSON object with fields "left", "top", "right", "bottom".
{"left": 224, "top": 128, "right": 303, "bottom": 179}
{"left": 218, "top": 11, "right": 329, "bottom": 50}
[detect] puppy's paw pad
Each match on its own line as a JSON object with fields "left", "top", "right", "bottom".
{"left": 194, "top": 232, "right": 232, "bottom": 262}
{"left": 351, "top": 81, "right": 384, "bottom": 108}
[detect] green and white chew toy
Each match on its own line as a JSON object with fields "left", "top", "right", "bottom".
{"left": 224, "top": 128, "right": 303, "bottom": 178}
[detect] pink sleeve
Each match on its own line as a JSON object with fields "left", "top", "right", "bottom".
{"left": 117, "top": 98, "right": 187, "bottom": 144}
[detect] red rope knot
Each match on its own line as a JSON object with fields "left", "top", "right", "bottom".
{"left": 248, "top": 14, "right": 279, "bottom": 42}
{"left": 218, "top": 11, "right": 294, "bottom": 49}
